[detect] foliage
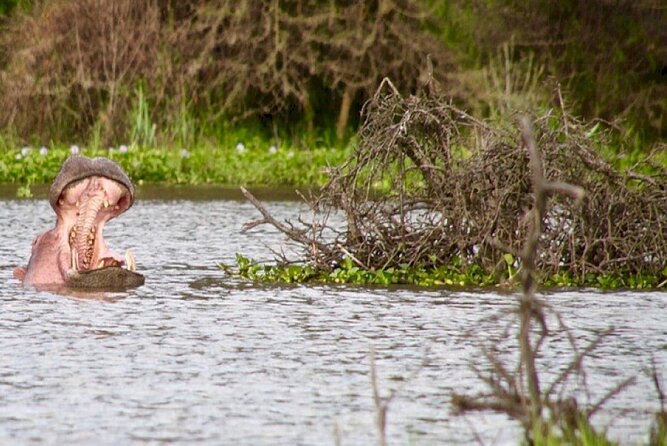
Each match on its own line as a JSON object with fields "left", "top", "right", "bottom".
{"left": 439, "top": 0, "right": 667, "bottom": 142}
{"left": 0, "top": 134, "right": 352, "bottom": 187}
{"left": 0, "top": 0, "right": 164, "bottom": 142}
{"left": 0, "top": 0, "right": 18, "bottom": 15}
{"left": 222, "top": 254, "right": 665, "bottom": 290}
{"left": 224, "top": 254, "right": 498, "bottom": 287}
{"left": 1, "top": 0, "right": 665, "bottom": 150}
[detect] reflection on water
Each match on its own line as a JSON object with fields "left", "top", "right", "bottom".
{"left": 1, "top": 191, "right": 666, "bottom": 445}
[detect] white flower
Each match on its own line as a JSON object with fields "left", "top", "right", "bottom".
{"left": 39, "top": 146, "right": 48, "bottom": 156}
{"left": 108, "top": 146, "right": 115, "bottom": 153}
{"left": 235, "top": 143, "right": 245, "bottom": 153}
{"left": 20, "top": 146, "right": 31, "bottom": 156}
{"left": 180, "top": 149, "right": 190, "bottom": 159}
{"left": 70, "top": 144, "right": 80, "bottom": 155}
{"left": 15, "top": 153, "right": 22, "bottom": 160}
{"left": 268, "top": 145, "right": 277, "bottom": 154}
{"left": 119, "top": 144, "right": 128, "bottom": 153}
{"left": 287, "top": 150, "right": 295, "bottom": 159}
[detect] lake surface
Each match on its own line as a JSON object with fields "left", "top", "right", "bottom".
{"left": 1, "top": 187, "right": 666, "bottom": 445}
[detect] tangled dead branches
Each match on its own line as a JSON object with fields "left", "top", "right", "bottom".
{"left": 162, "top": 0, "right": 456, "bottom": 138}
{"left": 0, "top": 0, "right": 453, "bottom": 142}
{"left": 0, "top": 0, "right": 163, "bottom": 141}
{"left": 244, "top": 77, "right": 667, "bottom": 281}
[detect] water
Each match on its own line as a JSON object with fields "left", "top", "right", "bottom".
{"left": 1, "top": 187, "right": 666, "bottom": 445}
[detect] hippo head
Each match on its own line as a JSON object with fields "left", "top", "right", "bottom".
{"left": 13, "top": 156, "right": 144, "bottom": 290}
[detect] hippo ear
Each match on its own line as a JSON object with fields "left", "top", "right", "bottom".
{"left": 13, "top": 267, "right": 26, "bottom": 282}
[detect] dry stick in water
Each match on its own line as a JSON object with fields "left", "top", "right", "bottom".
{"left": 240, "top": 186, "right": 331, "bottom": 262}
{"left": 518, "top": 116, "right": 584, "bottom": 428}
{"left": 369, "top": 349, "right": 388, "bottom": 446}
{"left": 369, "top": 348, "right": 428, "bottom": 446}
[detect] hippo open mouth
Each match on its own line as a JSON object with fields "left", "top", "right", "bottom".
{"left": 56, "top": 174, "right": 134, "bottom": 273}
{"left": 14, "top": 156, "right": 144, "bottom": 290}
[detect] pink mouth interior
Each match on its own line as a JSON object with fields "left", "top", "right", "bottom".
{"left": 56, "top": 176, "right": 132, "bottom": 272}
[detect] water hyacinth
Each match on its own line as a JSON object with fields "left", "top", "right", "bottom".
{"left": 235, "top": 143, "right": 245, "bottom": 153}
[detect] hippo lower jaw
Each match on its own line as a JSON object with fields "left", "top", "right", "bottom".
{"left": 66, "top": 266, "right": 145, "bottom": 290}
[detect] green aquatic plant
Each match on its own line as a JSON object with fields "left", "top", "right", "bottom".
{"left": 16, "top": 183, "right": 32, "bottom": 198}
{"left": 221, "top": 254, "right": 665, "bottom": 290}
{"left": 222, "top": 254, "right": 499, "bottom": 287}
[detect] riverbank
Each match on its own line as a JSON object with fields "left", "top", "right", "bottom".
{"left": 1, "top": 135, "right": 663, "bottom": 195}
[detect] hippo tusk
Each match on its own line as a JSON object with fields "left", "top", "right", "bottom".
{"left": 125, "top": 249, "right": 136, "bottom": 272}
{"left": 70, "top": 248, "right": 79, "bottom": 271}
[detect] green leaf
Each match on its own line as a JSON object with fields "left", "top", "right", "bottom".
{"left": 503, "top": 253, "right": 514, "bottom": 265}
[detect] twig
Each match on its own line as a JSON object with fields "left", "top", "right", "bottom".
{"left": 369, "top": 347, "right": 429, "bottom": 446}
{"left": 240, "top": 186, "right": 332, "bottom": 264}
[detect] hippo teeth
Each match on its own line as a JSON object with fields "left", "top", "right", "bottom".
{"left": 125, "top": 250, "right": 136, "bottom": 272}
{"left": 70, "top": 248, "right": 79, "bottom": 270}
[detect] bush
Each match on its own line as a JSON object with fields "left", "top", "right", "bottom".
{"left": 0, "top": 0, "right": 454, "bottom": 143}
{"left": 447, "top": 0, "right": 667, "bottom": 141}
{"left": 0, "top": 0, "right": 165, "bottom": 142}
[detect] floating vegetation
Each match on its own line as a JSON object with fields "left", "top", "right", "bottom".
{"left": 222, "top": 254, "right": 666, "bottom": 289}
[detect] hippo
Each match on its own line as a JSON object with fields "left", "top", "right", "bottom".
{"left": 13, "top": 156, "right": 145, "bottom": 290}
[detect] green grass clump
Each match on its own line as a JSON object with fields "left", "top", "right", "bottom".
{"left": 222, "top": 254, "right": 667, "bottom": 290}
{"left": 529, "top": 417, "right": 616, "bottom": 446}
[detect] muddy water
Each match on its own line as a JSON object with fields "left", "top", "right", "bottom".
{"left": 1, "top": 187, "right": 665, "bottom": 445}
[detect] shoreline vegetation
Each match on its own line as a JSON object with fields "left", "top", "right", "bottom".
{"left": 3, "top": 111, "right": 666, "bottom": 291}
{"left": 0, "top": 132, "right": 355, "bottom": 192}
{"left": 221, "top": 254, "right": 667, "bottom": 291}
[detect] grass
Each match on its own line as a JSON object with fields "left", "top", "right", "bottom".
{"left": 528, "top": 418, "right": 618, "bottom": 446}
